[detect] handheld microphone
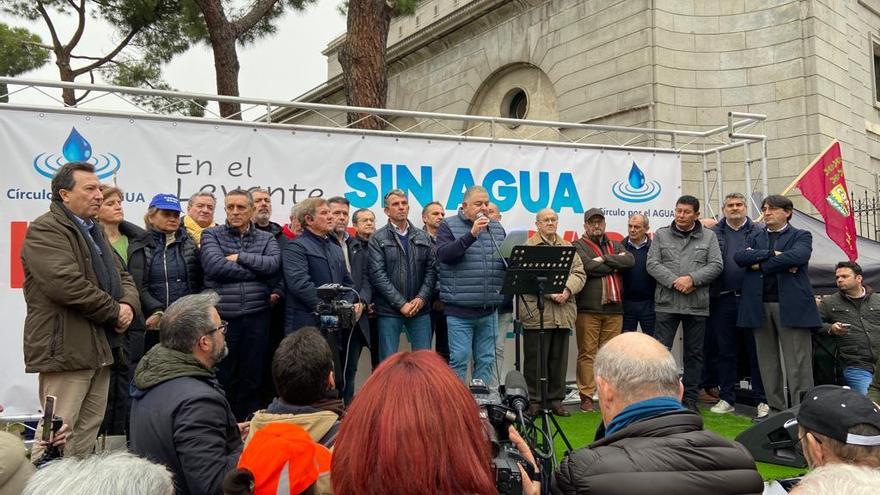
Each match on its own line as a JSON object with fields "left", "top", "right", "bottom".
{"left": 475, "top": 212, "right": 509, "bottom": 268}
{"left": 503, "top": 370, "right": 530, "bottom": 413}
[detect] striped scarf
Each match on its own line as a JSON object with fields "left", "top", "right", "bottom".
{"left": 581, "top": 235, "right": 623, "bottom": 304}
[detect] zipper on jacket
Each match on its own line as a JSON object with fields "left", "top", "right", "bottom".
{"left": 162, "top": 241, "right": 171, "bottom": 308}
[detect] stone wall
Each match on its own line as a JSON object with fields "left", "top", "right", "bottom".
{"left": 291, "top": 0, "right": 880, "bottom": 216}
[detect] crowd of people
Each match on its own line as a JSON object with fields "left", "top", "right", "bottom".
{"left": 3, "top": 160, "right": 880, "bottom": 494}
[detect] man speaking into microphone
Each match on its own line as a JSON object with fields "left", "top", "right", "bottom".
{"left": 436, "top": 185, "right": 507, "bottom": 384}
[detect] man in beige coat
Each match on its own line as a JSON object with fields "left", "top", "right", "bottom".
{"left": 21, "top": 162, "right": 140, "bottom": 458}
{"left": 517, "top": 209, "right": 586, "bottom": 416}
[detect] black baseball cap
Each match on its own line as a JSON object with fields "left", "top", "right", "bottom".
{"left": 784, "top": 385, "right": 880, "bottom": 446}
{"left": 584, "top": 208, "right": 605, "bottom": 221}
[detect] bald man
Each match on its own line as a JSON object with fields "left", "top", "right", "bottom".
{"left": 551, "top": 333, "right": 763, "bottom": 495}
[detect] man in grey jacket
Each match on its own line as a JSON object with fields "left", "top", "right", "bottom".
{"left": 646, "top": 195, "right": 723, "bottom": 411}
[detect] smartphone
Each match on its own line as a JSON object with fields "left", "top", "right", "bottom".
{"left": 41, "top": 395, "right": 56, "bottom": 442}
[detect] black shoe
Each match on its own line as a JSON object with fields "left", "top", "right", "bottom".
{"left": 683, "top": 399, "right": 700, "bottom": 413}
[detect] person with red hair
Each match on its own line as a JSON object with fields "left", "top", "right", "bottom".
{"left": 332, "top": 350, "right": 538, "bottom": 495}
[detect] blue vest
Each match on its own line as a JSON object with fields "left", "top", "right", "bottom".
{"left": 438, "top": 211, "right": 506, "bottom": 308}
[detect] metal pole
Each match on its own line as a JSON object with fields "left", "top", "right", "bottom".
{"left": 716, "top": 149, "right": 723, "bottom": 216}
{"left": 744, "top": 143, "right": 753, "bottom": 217}
{"left": 702, "top": 154, "right": 710, "bottom": 215}
{"left": 761, "top": 138, "right": 769, "bottom": 197}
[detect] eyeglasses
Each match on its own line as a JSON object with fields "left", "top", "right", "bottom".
{"left": 207, "top": 321, "right": 228, "bottom": 336}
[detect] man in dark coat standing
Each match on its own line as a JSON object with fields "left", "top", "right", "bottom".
{"left": 551, "top": 332, "right": 763, "bottom": 495}
{"left": 130, "top": 292, "right": 243, "bottom": 495}
{"left": 283, "top": 197, "right": 362, "bottom": 387}
{"left": 735, "top": 194, "right": 821, "bottom": 414}
{"left": 22, "top": 162, "right": 140, "bottom": 459}
{"left": 706, "top": 193, "right": 767, "bottom": 418}
{"left": 201, "top": 189, "right": 281, "bottom": 420}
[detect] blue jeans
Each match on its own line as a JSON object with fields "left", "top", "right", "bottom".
{"left": 377, "top": 314, "right": 432, "bottom": 361}
{"left": 447, "top": 313, "right": 498, "bottom": 384}
{"left": 843, "top": 366, "right": 873, "bottom": 395}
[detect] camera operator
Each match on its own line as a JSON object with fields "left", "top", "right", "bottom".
{"left": 331, "top": 350, "right": 541, "bottom": 495}
{"left": 283, "top": 198, "right": 363, "bottom": 388}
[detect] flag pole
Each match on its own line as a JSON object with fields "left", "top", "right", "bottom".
{"left": 755, "top": 139, "right": 839, "bottom": 221}
{"left": 778, "top": 139, "right": 839, "bottom": 196}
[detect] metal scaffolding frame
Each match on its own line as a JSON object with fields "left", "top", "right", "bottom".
{"left": 1, "top": 77, "right": 768, "bottom": 216}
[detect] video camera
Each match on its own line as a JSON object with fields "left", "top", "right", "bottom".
{"left": 315, "top": 283, "right": 355, "bottom": 332}
{"left": 470, "top": 377, "right": 537, "bottom": 495}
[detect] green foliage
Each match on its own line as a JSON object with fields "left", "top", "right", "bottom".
{"left": 100, "top": 57, "right": 206, "bottom": 116}
{"left": 0, "top": 23, "right": 50, "bottom": 76}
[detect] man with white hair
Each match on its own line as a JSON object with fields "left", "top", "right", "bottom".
{"left": 790, "top": 464, "right": 880, "bottom": 494}
{"left": 23, "top": 452, "right": 174, "bottom": 495}
{"left": 552, "top": 332, "right": 763, "bottom": 494}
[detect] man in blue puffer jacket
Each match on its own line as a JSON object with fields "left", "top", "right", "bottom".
{"left": 200, "top": 189, "right": 281, "bottom": 421}
{"left": 436, "top": 185, "right": 506, "bottom": 384}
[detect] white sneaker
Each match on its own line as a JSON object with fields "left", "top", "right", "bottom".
{"left": 710, "top": 399, "right": 735, "bottom": 414}
{"left": 756, "top": 402, "right": 770, "bottom": 419}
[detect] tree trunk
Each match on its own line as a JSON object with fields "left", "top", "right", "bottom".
{"left": 207, "top": 28, "right": 242, "bottom": 119}
{"left": 57, "top": 56, "right": 76, "bottom": 107}
{"left": 194, "top": 0, "right": 242, "bottom": 119}
{"left": 338, "top": 0, "right": 393, "bottom": 130}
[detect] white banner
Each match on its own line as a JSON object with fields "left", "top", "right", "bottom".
{"left": 0, "top": 108, "right": 680, "bottom": 414}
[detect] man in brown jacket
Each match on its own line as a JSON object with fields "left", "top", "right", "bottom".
{"left": 573, "top": 208, "right": 634, "bottom": 412}
{"left": 21, "top": 162, "right": 140, "bottom": 458}
{"left": 517, "top": 209, "right": 586, "bottom": 416}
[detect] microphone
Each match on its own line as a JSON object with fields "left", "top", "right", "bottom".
{"left": 503, "top": 370, "right": 530, "bottom": 413}
{"left": 475, "top": 212, "right": 508, "bottom": 268}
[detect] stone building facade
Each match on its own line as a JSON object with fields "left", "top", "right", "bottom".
{"left": 286, "top": 0, "right": 880, "bottom": 216}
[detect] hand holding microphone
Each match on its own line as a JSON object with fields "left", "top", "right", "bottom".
{"left": 471, "top": 212, "right": 491, "bottom": 236}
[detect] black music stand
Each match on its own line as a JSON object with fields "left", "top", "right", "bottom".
{"left": 501, "top": 244, "right": 576, "bottom": 468}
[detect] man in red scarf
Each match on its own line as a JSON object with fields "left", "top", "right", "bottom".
{"left": 572, "top": 208, "right": 634, "bottom": 412}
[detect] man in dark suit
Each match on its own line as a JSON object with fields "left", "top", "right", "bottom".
{"left": 735, "top": 195, "right": 822, "bottom": 414}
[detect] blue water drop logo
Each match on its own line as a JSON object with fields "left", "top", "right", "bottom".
{"left": 61, "top": 127, "right": 92, "bottom": 162}
{"left": 627, "top": 162, "right": 645, "bottom": 189}
{"left": 32, "top": 127, "right": 121, "bottom": 180}
{"left": 611, "top": 160, "right": 662, "bottom": 203}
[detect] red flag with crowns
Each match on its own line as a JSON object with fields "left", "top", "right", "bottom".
{"left": 792, "top": 140, "right": 857, "bottom": 261}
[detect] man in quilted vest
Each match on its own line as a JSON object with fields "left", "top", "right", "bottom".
{"left": 436, "top": 186, "right": 506, "bottom": 384}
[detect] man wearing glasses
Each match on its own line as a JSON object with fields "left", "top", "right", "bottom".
{"left": 130, "top": 292, "right": 247, "bottom": 495}
{"left": 573, "top": 208, "right": 634, "bottom": 412}
{"left": 735, "top": 195, "right": 821, "bottom": 416}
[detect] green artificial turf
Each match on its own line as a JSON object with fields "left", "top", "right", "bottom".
{"left": 541, "top": 408, "right": 807, "bottom": 481}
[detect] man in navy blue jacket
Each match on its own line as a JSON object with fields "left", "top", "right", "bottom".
{"left": 706, "top": 193, "right": 767, "bottom": 418}
{"left": 735, "top": 195, "right": 821, "bottom": 414}
{"left": 283, "top": 197, "right": 362, "bottom": 387}
{"left": 436, "top": 186, "right": 506, "bottom": 384}
{"left": 201, "top": 189, "right": 281, "bottom": 421}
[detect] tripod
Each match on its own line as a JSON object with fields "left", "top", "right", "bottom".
{"left": 501, "top": 245, "right": 575, "bottom": 471}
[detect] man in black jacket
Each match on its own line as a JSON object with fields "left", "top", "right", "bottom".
{"left": 130, "top": 292, "right": 244, "bottom": 495}
{"left": 369, "top": 189, "right": 437, "bottom": 362}
{"left": 551, "top": 332, "right": 763, "bottom": 495}
{"left": 818, "top": 261, "right": 880, "bottom": 395}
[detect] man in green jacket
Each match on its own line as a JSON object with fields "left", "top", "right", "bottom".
{"left": 817, "top": 261, "right": 880, "bottom": 395}
{"left": 21, "top": 162, "right": 140, "bottom": 458}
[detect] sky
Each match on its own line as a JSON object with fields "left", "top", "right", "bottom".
{"left": 0, "top": 2, "right": 348, "bottom": 113}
